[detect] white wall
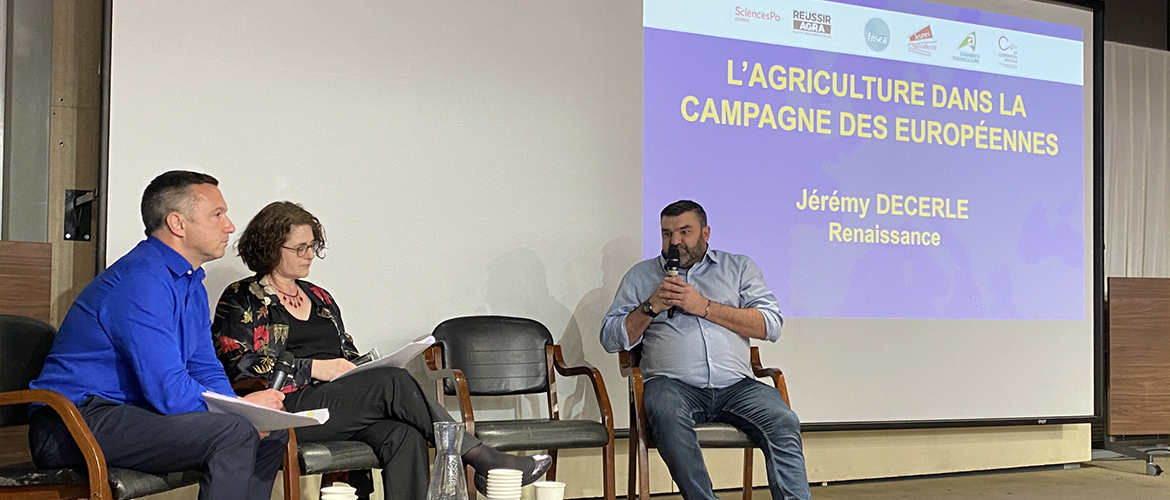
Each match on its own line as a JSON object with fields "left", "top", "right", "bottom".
{"left": 108, "top": 0, "right": 643, "bottom": 423}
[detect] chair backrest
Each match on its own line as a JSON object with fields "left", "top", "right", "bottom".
{"left": 0, "top": 314, "right": 57, "bottom": 426}
{"left": 431, "top": 316, "right": 552, "bottom": 396}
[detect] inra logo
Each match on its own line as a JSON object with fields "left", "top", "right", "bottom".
{"left": 863, "top": 18, "right": 890, "bottom": 51}
{"left": 793, "top": 10, "right": 832, "bottom": 36}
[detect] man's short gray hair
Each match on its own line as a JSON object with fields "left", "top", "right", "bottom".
{"left": 140, "top": 171, "right": 219, "bottom": 237}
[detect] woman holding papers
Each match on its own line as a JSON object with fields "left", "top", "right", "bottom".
{"left": 212, "top": 201, "right": 550, "bottom": 500}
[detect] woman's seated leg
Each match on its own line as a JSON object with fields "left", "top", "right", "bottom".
{"left": 354, "top": 420, "right": 428, "bottom": 500}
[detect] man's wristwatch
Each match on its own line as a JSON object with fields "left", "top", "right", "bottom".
{"left": 638, "top": 301, "right": 658, "bottom": 317}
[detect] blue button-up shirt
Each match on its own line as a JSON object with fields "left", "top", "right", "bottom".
{"left": 31, "top": 237, "right": 235, "bottom": 414}
{"left": 600, "top": 249, "right": 783, "bottom": 389}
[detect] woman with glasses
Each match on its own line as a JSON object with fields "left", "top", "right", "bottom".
{"left": 211, "top": 201, "right": 550, "bottom": 500}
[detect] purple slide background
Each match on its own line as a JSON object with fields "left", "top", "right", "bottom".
{"left": 643, "top": 28, "right": 1086, "bottom": 320}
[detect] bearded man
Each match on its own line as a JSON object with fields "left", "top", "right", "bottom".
{"left": 600, "top": 200, "right": 810, "bottom": 500}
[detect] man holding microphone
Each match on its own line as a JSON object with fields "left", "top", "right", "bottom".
{"left": 600, "top": 200, "right": 811, "bottom": 500}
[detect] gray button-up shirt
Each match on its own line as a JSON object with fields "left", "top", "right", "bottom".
{"left": 600, "top": 249, "right": 783, "bottom": 389}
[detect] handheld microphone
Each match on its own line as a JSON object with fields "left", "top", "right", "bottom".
{"left": 351, "top": 348, "right": 382, "bottom": 367}
{"left": 666, "top": 245, "right": 680, "bottom": 318}
{"left": 270, "top": 358, "right": 292, "bottom": 390}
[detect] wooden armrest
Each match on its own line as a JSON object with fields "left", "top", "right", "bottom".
{"left": 618, "top": 351, "right": 635, "bottom": 377}
{"left": 749, "top": 347, "right": 791, "bottom": 407}
{"left": 0, "top": 389, "right": 112, "bottom": 500}
{"left": 422, "top": 345, "right": 476, "bottom": 433}
{"left": 231, "top": 377, "right": 269, "bottom": 396}
{"left": 282, "top": 428, "right": 302, "bottom": 500}
{"left": 548, "top": 345, "right": 614, "bottom": 434}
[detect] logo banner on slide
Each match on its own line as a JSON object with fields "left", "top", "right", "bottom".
{"left": 642, "top": 0, "right": 1086, "bottom": 321}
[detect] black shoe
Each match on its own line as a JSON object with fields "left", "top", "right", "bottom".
{"left": 472, "top": 454, "right": 553, "bottom": 494}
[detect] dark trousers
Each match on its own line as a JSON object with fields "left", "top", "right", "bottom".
{"left": 28, "top": 396, "right": 289, "bottom": 500}
{"left": 283, "top": 366, "right": 480, "bottom": 500}
{"left": 643, "top": 377, "right": 811, "bottom": 500}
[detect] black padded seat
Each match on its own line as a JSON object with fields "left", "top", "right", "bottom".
{"left": 474, "top": 419, "right": 610, "bottom": 452}
{"left": 1, "top": 314, "right": 213, "bottom": 500}
{"left": 0, "top": 463, "right": 201, "bottom": 500}
{"left": 297, "top": 441, "right": 380, "bottom": 475}
{"left": 644, "top": 423, "right": 755, "bottom": 449}
{"left": 425, "top": 315, "right": 617, "bottom": 500}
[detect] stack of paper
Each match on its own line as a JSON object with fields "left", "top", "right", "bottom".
{"left": 203, "top": 391, "right": 329, "bottom": 432}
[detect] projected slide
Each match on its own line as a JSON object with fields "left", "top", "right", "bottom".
{"left": 643, "top": 0, "right": 1085, "bottom": 321}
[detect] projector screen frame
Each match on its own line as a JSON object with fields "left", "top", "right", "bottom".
{"left": 92, "top": 0, "right": 1106, "bottom": 433}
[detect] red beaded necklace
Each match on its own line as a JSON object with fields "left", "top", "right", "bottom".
{"left": 271, "top": 281, "right": 305, "bottom": 309}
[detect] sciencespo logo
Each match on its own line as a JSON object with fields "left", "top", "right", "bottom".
{"left": 863, "top": 18, "right": 890, "bottom": 51}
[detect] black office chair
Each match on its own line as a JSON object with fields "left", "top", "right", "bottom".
{"left": 619, "top": 344, "right": 791, "bottom": 500}
{"left": 424, "top": 315, "right": 615, "bottom": 500}
{"left": 0, "top": 314, "right": 203, "bottom": 500}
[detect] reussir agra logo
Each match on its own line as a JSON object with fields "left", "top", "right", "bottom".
{"left": 792, "top": 10, "right": 832, "bottom": 36}
{"left": 958, "top": 31, "right": 976, "bottom": 50}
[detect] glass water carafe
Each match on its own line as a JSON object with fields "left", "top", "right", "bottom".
{"left": 426, "top": 422, "right": 469, "bottom": 500}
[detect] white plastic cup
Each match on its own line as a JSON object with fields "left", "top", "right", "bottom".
{"left": 320, "top": 494, "right": 358, "bottom": 500}
{"left": 532, "top": 481, "right": 565, "bottom": 500}
{"left": 320, "top": 486, "right": 357, "bottom": 496}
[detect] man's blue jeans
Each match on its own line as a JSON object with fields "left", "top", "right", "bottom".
{"left": 643, "top": 376, "right": 811, "bottom": 500}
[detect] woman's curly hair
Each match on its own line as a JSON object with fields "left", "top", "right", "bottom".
{"left": 236, "top": 201, "right": 326, "bottom": 275}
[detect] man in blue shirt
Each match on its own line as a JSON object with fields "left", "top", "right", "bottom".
{"left": 601, "top": 200, "right": 810, "bottom": 500}
{"left": 29, "top": 171, "right": 289, "bottom": 500}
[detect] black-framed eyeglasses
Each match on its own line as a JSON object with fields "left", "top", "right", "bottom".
{"left": 282, "top": 241, "right": 326, "bottom": 259}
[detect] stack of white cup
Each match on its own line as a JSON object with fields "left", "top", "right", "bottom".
{"left": 320, "top": 484, "right": 357, "bottom": 500}
{"left": 485, "top": 469, "right": 523, "bottom": 500}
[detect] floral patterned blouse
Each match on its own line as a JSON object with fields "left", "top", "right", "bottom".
{"left": 211, "top": 275, "right": 359, "bottom": 393}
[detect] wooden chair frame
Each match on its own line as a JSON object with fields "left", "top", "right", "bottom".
{"left": 0, "top": 389, "right": 112, "bottom": 500}
{"left": 619, "top": 346, "right": 789, "bottom": 500}
{"left": 280, "top": 430, "right": 300, "bottom": 500}
{"left": 424, "top": 344, "right": 616, "bottom": 500}
{"left": 0, "top": 388, "right": 304, "bottom": 500}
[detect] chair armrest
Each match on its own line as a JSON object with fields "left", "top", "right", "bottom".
{"left": 548, "top": 345, "right": 614, "bottom": 436}
{"left": 0, "top": 389, "right": 112, "bottom": 500}
{"left": 422, "top": 345, "right": 476, "bottom": 433}
{"left": 282, "top": 428, "right": 302, "bottom": 500}
{"left": 749, "top": 347, "right": 791, "bottom": 407}
{"left": 231, "top": 377, "right": 269, "bottom": 396}
{"left": 618, "top": 350, "right": 635, "bottom": 378}
{"left": 618, "top": 356, "right": 650, "bottom": 456}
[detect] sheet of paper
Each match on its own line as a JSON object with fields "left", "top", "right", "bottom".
{"left": 203, "top": 391, "right": 329, "bottom": 432}
{"left": 333, "top": 335, "right": 436, "bottom": 381}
